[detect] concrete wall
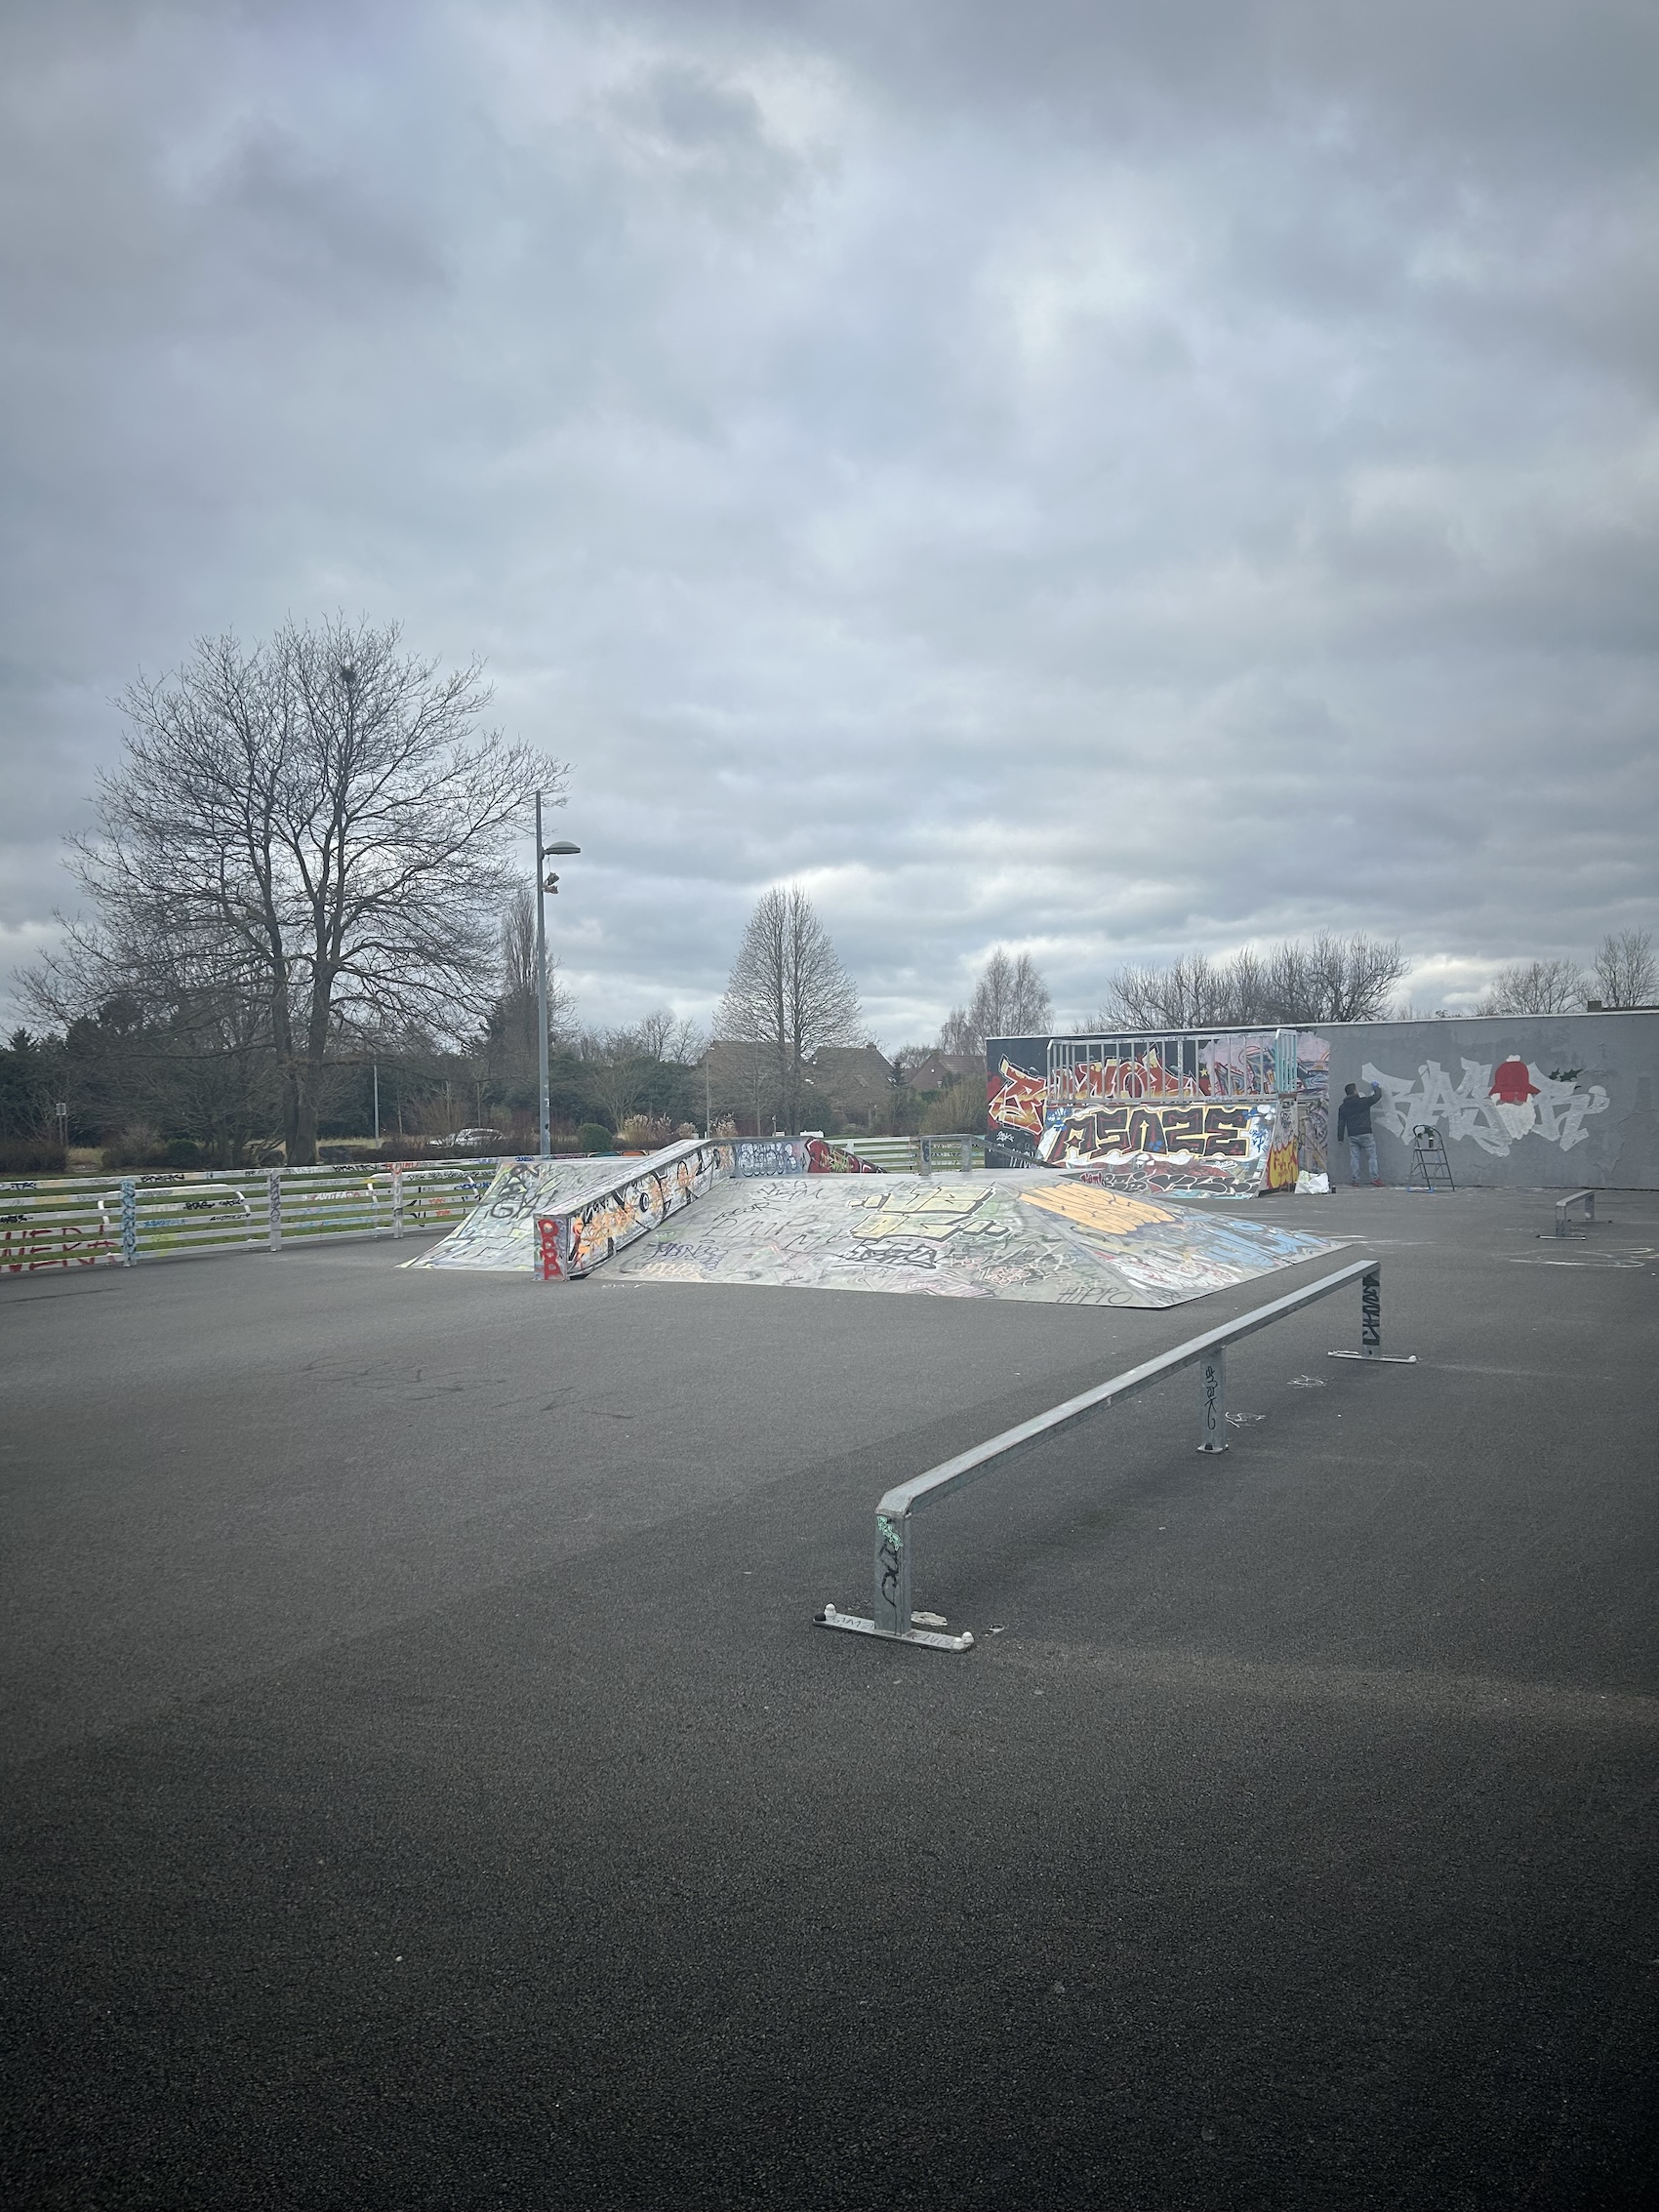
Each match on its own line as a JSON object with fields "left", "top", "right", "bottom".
{"left": 1324, "top": 1011, "right": 1659, "bottom": 1190}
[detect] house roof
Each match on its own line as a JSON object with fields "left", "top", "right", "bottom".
{"left": 804, "top": 1043, "right": 894, "bottom": 1106}
{"left": 902, "top": 1052, "right": 983, "bottom": 1091}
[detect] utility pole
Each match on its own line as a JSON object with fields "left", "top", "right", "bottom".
{"left": 535, "top": 792, "right": 581, "bottom": 1159}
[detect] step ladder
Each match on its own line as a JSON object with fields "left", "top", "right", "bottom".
{"left": 1408, "top": 1123, "right": 1454, "bottom": 1190}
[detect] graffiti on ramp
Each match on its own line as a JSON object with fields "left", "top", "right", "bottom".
{"left": 608, "top": 1172, "right": 1338, "bottom": 1308}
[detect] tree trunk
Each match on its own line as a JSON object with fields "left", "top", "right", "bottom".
{"left": 292, "top": 1087, "right": 319, "bottom": 1166}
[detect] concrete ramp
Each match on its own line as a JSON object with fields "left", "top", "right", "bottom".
{"left": 608, "top": 1171, "right": 1338, "bottom": 1308}
{"left": 409, "top": 1152, "right": 643, "bottom": 1271}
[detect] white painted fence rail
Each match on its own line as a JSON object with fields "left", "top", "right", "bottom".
{"left": 0, "top": 1161, "right": 498, "bottom": 1274}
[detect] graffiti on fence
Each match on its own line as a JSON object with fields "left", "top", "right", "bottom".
{"left": 2, "top": 1221, "right": 117, "bottom": 1271}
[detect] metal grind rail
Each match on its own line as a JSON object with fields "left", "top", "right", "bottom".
{"left": 818, "top": 1254, "right": 1411, "bottom": 1655}
{"left": 1, "top": 1162, "right": 493, "bottom": 1273}
{"left": 1555, "top": 1189, "right": 1601, "bottom": 1238}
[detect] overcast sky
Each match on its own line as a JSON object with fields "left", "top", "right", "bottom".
{"left": 3, "top": 0, "right": 1655, "bottom": 1042}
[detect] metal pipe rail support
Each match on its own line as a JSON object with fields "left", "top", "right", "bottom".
{"left": 1556, "top": 1189, "right": 1598, "bottom": 1238}
{"left": 818, "top": 1255, "right": 1409, "bottom": 1655}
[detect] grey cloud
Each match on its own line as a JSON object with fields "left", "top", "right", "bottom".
{"left": 202, "top": 127, "right": 450, "bottom": 301}
{"left": 1, "top": 0, "right": 1655, "bottom": 1039}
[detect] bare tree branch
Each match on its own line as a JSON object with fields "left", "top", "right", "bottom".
{"left": 1094, "top": 934, "right": 1407, "bottom": 1028}
{"left": 41, "top": 617, "right": 566, "bottom": 1161}
{"left": 939, "top": 948, "right": 1053, "bottom": 1051}
{"left": 1476, "top": 957, "right": 1586, "bottom": 1016}
{"left": 1590, "top": 929, "right": 1656, "bottom": 1008}
{"left": 717, "top": 887, "right": 862, "bottom": 1133}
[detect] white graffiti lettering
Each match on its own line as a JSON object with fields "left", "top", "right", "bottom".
{"left": 1362, "top": 1059, "right": 1609, "bottom": 1157}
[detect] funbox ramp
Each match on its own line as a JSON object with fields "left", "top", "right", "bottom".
{"left": 608, "top": 1170, "right": 1339, "bottom": 1310}
{"left": 406, "top": 1149, "right": 666, "bottom": 1272}
{"left": 416, "top": 1140, "right": 1338, "bottom": 1307}
{"left": 410, "top": 1136, "right": 874, "bottom": 1275}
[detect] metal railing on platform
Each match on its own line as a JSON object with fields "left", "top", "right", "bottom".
{"left": 842, "top": 1134, "right": 985, "bottom": 1173}
{"left": 818, "top": 1255, "right": 1411, "bottom": 1654}
{"left": 0, "top": 1161, "right": 495, "bottom": 1274}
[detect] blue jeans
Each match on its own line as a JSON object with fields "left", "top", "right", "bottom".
{"left": 1348, "top": 1134, "right": 1379, "bottom": 1184}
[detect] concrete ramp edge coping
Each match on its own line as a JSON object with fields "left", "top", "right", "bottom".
{"left": 533, "top": 1138, "right": 734, "bottom": 1281}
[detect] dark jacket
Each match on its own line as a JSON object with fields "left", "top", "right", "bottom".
{"left": 1337, "top": 1086, "right": 1380, "bottom": 1140}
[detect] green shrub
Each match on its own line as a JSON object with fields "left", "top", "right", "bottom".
{"left": 101, "top": 1123, "right": 166, "bottom": 1170}
{"left": 0, "top": 1136, "right": 67, "bottom": 1176}
{"left": 577, "top": 1122, "right": 614, "bottom": 1154}
{"left": 376, "top": 1137, "right": 432, "bottom": 1162}
{"left": 163, "top": 1138, "right": 203, "bottom": 1168}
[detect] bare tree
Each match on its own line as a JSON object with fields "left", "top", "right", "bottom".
{"left": 630, "top": 1008, "right": 708, "bottom": 1066}
{"left": 1095, "top": 934, "right": 1407, "bottom": 1028}
{"left": 1476, "top": 958, "right": 1586, "bottom": 1017}
{"left": 1590, "top": 929, "right": 1656, "bottom": 1008}
{"left": 487, "top": 880, "right": 574, "bottom": 1080}
{"left": 27, "top": 620, "right": 564, "bottom": 1162}
{"left": 570, "top": 1012, "right": 706, "bottom": 1132}
{"left": 1096, "top": 952, "right": 1225, "bottom": 1030}
{"left": 939, "top": 948, "right": 1054, "bottom": 1051}
{"left": 718, "top": 887, "right": 862, "bottom": 1133}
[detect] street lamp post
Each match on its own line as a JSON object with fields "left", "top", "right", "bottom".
{"left": 535, "top": 792, "right": 581, "bottom": 1158}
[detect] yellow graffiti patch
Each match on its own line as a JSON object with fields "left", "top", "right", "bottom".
{"left": 849, "top": 1186, "right": 991, "bottom": 1239}
{"left": 1018, "top": 1184, "right": 1173, "bottom": 1236}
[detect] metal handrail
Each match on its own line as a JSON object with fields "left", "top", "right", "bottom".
{"left": 1555, "top": 1189, "right": 1599, "bottom": 1238}
{"left": 819, "top": 1255, "right": 1411, "bottom": 1654}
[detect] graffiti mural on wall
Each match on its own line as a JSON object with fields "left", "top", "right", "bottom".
{"left": 728, "top": 1138, "right": 881, "bottom": 1177}
{"left": 1364, "top": 1058, "right": 1610, "bottom": 1158}
{"left": 804, "top": 1138, "right": 879, "bottom": 1174}
{"left": 1071, "top": 1155, "right": 1263, "bottom": 1198}
{"left": 1035, "top": 1100, "right": 1271, "bottom": 1166}
{"left": 987, "top": 1030, "right": 1329, "bottom": 1178}
{"left": 1264, "top": 1095, "right": 1301, "bottom": 1192}
{"left": 988, "top": 1059, "right": 1045, "bottom": 1143}
{"left": 731, "top": 1138, "right": 808, "bottom": 1178}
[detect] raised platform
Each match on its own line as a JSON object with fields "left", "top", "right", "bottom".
{"left": 609, "top": 1170, "right": 1338, "bottom": 1307}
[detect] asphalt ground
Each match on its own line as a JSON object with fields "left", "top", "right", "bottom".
{"left": 2, "top": 1185, "right": 1656, "bottom": 2211}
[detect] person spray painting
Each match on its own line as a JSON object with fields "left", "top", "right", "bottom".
{"left": 1337, "top": 1080, "right": 1386, "bottom": 1186}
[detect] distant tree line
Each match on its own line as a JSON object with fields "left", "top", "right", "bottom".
{"left": 1094, "top": 934, "right": 1409, "bottom": 1029}
{"left": 1475, "top": 932, "right": 1656, "bottom": 1016}
{"left": 6, "top": 614, "right": 1653, "bottom": 1172}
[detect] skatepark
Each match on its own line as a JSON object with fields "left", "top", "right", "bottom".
{"left": 3, "top": 1165, "right": 1656, "bottom": 2210}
